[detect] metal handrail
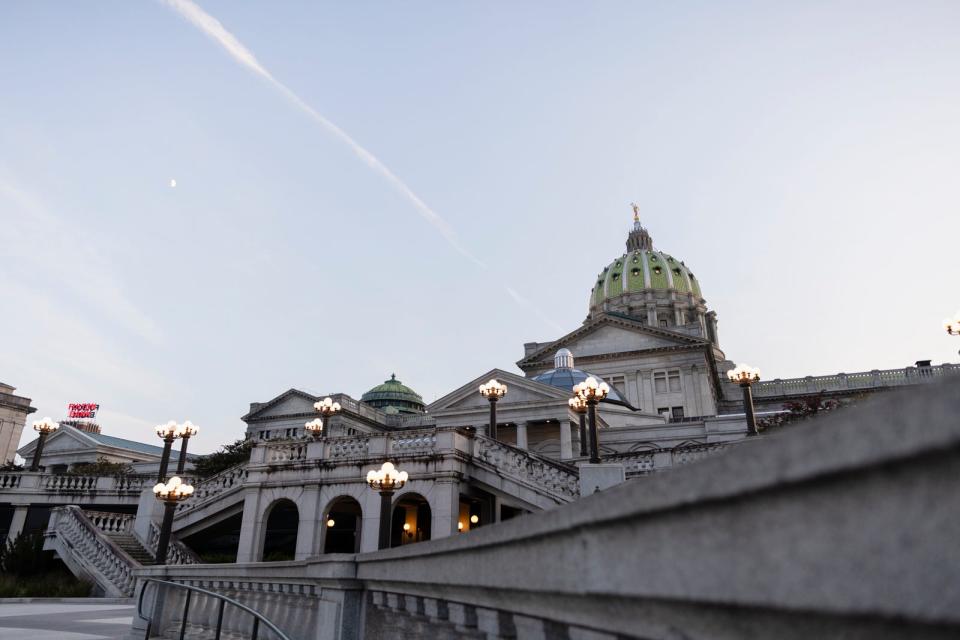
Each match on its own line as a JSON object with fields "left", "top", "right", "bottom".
{"left": 137, "top": 578, "right": 292, "bottom": 640}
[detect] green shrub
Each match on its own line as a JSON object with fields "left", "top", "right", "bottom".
{"left": 67, "top": 457, "right": 133, "bottom": 476}
{"left": 1, "top": 532, "right": 50, "bottom": 576}
{"left": 193, "top": 438, "right": 253, "bottom": 478}
{"left": 262, "top": 550, "right": 294, "bottom": 562}
{"left": 0, "top": 571, "right": 92, "bottom": 597}
{"left": 197, "top": 552, "right": 237, "bottom": 564}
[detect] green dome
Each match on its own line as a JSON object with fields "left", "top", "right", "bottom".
{"left": 361, "top": 374, "right": 425, "bottom": 414}
{"left": 589, "top": 213, "right": 706, "bottom": 319}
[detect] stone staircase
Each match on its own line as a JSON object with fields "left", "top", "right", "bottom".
{"left": 106, "top": 531, "right": 154, "bottom": 565}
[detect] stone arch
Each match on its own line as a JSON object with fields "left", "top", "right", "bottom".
{"left": 322, "top": 495, "right": 362, "bottom": 553}
{"left": 261, "top": 498, "right": 298, "bottom": 561}
{"left": 391, "top": 491, "right": 431, "bottom": 547}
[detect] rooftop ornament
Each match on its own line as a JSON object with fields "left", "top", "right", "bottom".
{"left": 29, "top": 417, "right": 59, "bottom": 472}
{"left": 728, "top": 364, "right": 761, "bottom": 436}
{"left": 152, "top": 476, "right": 195, "bottom": 565}
{"left": 366, "top": 462, "right": 409, "bottom": 550}
{"left": 479, "top": 379, "right": 508, "bottom": 440}
{"left": 574, "top": 377, "right": 609, "bottom": 464}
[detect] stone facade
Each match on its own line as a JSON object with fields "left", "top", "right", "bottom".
{"left": 0, "top": 382, "right": 35, "bottom": 464}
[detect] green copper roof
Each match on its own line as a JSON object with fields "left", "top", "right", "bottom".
{"left": 590, "top": 249, "right": 702, "bottom": 303}
{"left": 361, "top": 374, "right": 425, "bottom": 414}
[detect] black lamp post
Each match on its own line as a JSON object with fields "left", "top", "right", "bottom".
{"left": 154, "top": 421, "right": 183, "bottom": 483}
{"left": 574, "top": 377, "right": 609, "bottom": 464}
{"left": 175, "top": 421, "right": 198, "bottom": 475}
{"left": 29, "top": 417, "right": 59, "bottom": 472}
{"left": 152, "top": 476, "right": 194, "bottom": 565}
{"left": 366, "top": 461, "right": 408, "bottom": 550}
{"left": 568, "top": 396, "right": 589, "bottom": 457}
{"left": 728, "top": 364, "right": 761, "bottom": 436}
{"left": 478, "top": 379, "right": 507, "bottom": 441}
{"left": 313, "top": 397, "right": 342, "bottom": 437}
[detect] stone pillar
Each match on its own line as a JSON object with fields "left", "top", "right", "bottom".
{"left": 359, "top": 490, "right": 383, "bottom": 554}
{"left": 646, "top": 304, "right": 657, "bottom": 326}
{"left": 6, "top": 505, "right": 29, "bottom": 543}
{"left": 430, "top": 480, "right": 461, "bottom": 540}
{"left": 235, "top": 489, "right": 265, "bottom": 563}
{"left": 295, "top": 485, "right": 321, "bottom": 560}
{"left": 516, "top": 422, "right": 529, "bottom": 450}
{"left": 559, "top": 420, "right": 572, "bottom": 460}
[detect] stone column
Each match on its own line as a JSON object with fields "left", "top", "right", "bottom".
{"left": 430, "top": 480, "right": 461, "bottom": 540}
{"left": 6, "top": 505, "right": 29, "bottom": 543}
{"left": 516, "top": 422, "right": 529, "bottom": 450}
{"left": 359, "top": 490, "right": 383, "bottom": 554}
{"left": 559, "top": 420, "right": 573, "bottom": 460}
{"left": 295, "top": 485, "right": 321, "bottom": 560}
{"left": 235, "top": 489, "right": 265, "bottom": 563}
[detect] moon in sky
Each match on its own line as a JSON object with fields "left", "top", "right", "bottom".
{"left": 169, "top": 179, "right": 177, "bottom": 188}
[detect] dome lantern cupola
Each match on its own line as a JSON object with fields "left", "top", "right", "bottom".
{"left": 587, "top": 205, "right": 718, "bottom": 344}
{"left": 360, "top": 373, "right": 425, "bottom": 414}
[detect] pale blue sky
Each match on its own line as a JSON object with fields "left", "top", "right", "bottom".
{"left": 2, "top": 1, "right": 958, "bottom": 453}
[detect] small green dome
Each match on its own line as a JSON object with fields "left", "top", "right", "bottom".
{"left": 589, "top": 214, "right": 705, "bottom": 317}
{"left": 361, "top": 374, "right": 425, "bottom": 414}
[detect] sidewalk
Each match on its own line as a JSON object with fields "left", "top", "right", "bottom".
{"left": 0, "top": 601, "right": 134, "bottom": 640}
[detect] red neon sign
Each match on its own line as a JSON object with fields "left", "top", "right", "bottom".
{"left": 68, "top": 403, "right": 100, "bottom": 419}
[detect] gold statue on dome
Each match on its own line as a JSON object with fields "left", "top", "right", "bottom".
{"left": 630, "top": 202, "right": 640, "bottom": 222}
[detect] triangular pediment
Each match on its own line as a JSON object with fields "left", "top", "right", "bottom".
{"left": 429, "top": 369, "right": 570, "bottom": 413}
{"left": 17, "top": 425, "right": 95, "bottom": 456}
{"left": 243, "top": 389, "right": 319, "bottom": 421}
{"left": 518, "top": 313, "right": 707, "bottom": 368}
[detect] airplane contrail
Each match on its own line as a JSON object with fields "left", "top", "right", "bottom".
{"left": 160, "top": 0, "right": 563, "bottom": 332}
{"left": 161, "top": 0, "right": 485, "bottom": 269}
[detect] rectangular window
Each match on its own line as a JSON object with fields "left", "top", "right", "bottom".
{"left": 672, "top": 406, "right": 685, "bottom": 419}
{"left": 668, "top": 371, "right": 681, "bottom": 393}
{"left": 657, "top": 407, "right": 670, "bottom": 417}
{"left": 659, "top": 319, "right": 668, "bottom": 328}
{"left": 608, "top": 375, "right": 626, "bottom": 399}
{"left": 654, "top": 372, "right": 666, "bottom": 393}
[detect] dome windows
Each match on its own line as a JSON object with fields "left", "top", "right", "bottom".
{"left": 631, "top": 268, "right": 641, "bottom": 277}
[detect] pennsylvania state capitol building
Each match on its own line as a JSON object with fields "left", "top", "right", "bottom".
{"left": 1, "top": 211, "right": 956, "bottom": 640}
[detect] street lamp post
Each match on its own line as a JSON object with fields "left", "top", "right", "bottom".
{"left": 574, "top": 377, "right": 609, "bottom": 464}
{"left": 175, "top": 421, "right": 198, "bottom": 475}
{"left": 152, "top": 476, "right": 194, "bottom": 565}
{"left": 568, "top": 396, "right": 589, "bottom": 457}
{"left": 366, "top": 461, "right": 408, "bottom": 550}
{"left": 154, "top": 421, "right": 183, "bottom": 483}
{"left": 728, "top": 364, "right": 761, "bottom": 436}
{"left": 313, "top": 397, "right": 342, "bottom": 437}
{"left": 478, "top": 379, "right": 507, "bottom": 440}
{"left": 304, "top": 418, "right": 324, "bottom": 440}
{"left": 944, "top": 312, "right": 960, "bottom": 336}
{"left": 30, "top": 417, "right": 59, "bottom": 472}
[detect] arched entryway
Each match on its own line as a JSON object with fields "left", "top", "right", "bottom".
{"left": 323, "top": 496, "right": 362, "bottom": 553}
{"left": 391, "top": 493, "right": 431, "bottom": 547}
{"left": 261, "top": 499, "right": 298, "bottom": 561}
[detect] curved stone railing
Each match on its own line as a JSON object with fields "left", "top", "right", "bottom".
{"left": 176, "top": 462, "right": 248, "bottom": 515}
{"left": 327, "top": 436, "right": 370, "bottom": 459}
{"left": 474, "top": 437, "right": 579, "bottom": 500}
{"left": 389, "top": 431, "right": 437, "bottom": 455}
{"left": 46, "top": 505, "right": 139, "bottom": 597}
{"left": 45, "top": 475, "right": 99, "bottom": 491}
{"left": 146, "top": 520, "right": 201, "bottom": 565}
{"left": 609, "top": 442, "right": 734, "bottom": 477}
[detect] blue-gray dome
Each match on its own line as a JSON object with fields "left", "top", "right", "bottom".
{"left": 531, "top": 350, "right": 630, "bottom": 406}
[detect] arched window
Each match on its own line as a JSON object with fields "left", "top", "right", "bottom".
{"left": 261, "top": 499, "right": 298, "bottom": 561}
{"left": 391, "top": 493, "right": 431, "bottom": 547}
{"left": 323, "top": 496, "right": 362, "bottom": 554}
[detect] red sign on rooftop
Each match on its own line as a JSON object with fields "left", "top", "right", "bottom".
{"left": 68, "top": 403, "right": 100, "bottom": 419}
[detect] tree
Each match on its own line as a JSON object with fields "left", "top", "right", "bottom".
{"left": 193, "top": 438, "right": 254, "bottom": 478}
{"left": 67, "top": 457, "right": 133, "bottom": 476}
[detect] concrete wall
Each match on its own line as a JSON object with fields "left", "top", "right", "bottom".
{"left": 0, "top": 383, "right": 34, "bottom": 464}
{"left": 139, "top": 381, "right": 960, "bottom": 639}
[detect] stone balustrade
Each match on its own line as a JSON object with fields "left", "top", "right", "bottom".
{"left": 83, "top": 509, "right": 135, "bottom": 534}
{"left": 748, "top": 362, "right": 959, "bottom": 398}
{"left": 610, "top": 441, "right": 737, "bottom": 476}
{"left": 133, "top": 381, "right": 960, "bottom": 640}
{"left": 473, "top": 437, "right": 580, "bottom": 500}
{"left": 0, "top": 474, "right": 21, "bottom": 489}
{"left": 176, "top": 462, "right": 248, "bottom": 516}
{"left": 45, "top": 505, "right": 139, "bottom": 597}
{"left": 0, "top": 472, "right": 150, "bottom": 504}
{"left": 146, "top": 520, "right": 201, "bottom": 565}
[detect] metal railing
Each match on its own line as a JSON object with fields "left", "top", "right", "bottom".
{"left": 138, "top": 579, "right": 292, "bottom": 640}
